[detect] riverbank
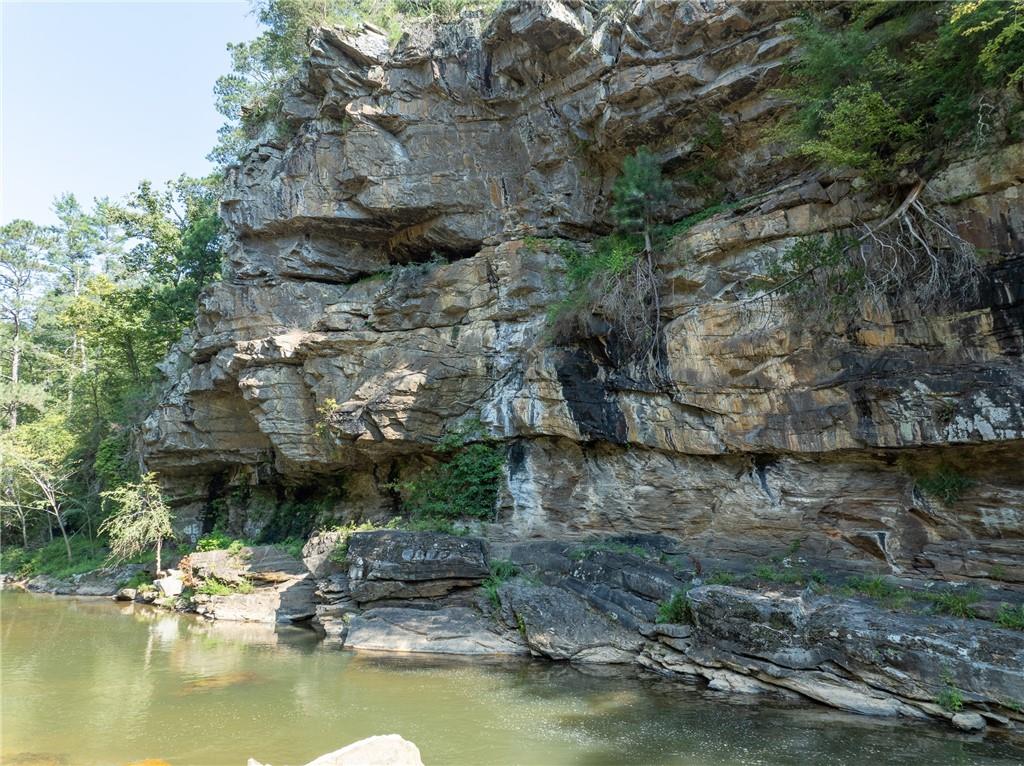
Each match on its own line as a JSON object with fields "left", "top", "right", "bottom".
{"left": 7, "top": 529, "right": 1024, "bottom": 740}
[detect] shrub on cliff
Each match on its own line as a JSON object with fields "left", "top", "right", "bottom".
{"left": 546, "top": 147, "right": 674, "bottom": 362}
{"left": 393, "top": 419, "right": 505, "bottom": 523}
{"left": 781, "top": 1, "right": 1024, "bottom": 183}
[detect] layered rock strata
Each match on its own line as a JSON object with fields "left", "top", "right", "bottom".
{"left": 137, "top": 0, "right": 1024, "bottom": 736}
{"left": 143, "top": 1, "right": 1023, "bottom": 589}
{"left": 309, "top": 530, "right": 1024, "bottom": 734}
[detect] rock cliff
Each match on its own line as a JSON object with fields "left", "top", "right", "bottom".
{"left": 139, "top": 0, "right": 1024, "bottom": 732}
{"left": 145, "top": 0, "right": 1022, "bottom": 584}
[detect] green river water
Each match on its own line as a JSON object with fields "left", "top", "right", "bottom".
{"left": 2, "top": 590, "right": 1023, "bottom": 766}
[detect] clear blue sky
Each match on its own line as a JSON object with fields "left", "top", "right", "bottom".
{"left": 1, "top": 0, "right": 262, "bottom": 225}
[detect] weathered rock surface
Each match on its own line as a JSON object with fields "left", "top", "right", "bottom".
{"left": 24, "top": 564, "right": 145, "bottom": 597}
{"left": 142, "top": 1, "right": 1023, "bottom": 596}
{"left": 346, "top": 606, "right": 527, "bottom": 655}
{"left": 662, "top": 585, "right": 1024, "bottom": 720}
{"left": 499, "top": 582, "right": 641, "bottom": 663}
{"left": 346, "top": 531, "right": 489, "bottom": 602}
{"left": 185, "top": 545, "right": 316, "bottom": 623}
{"left": 197, "top": 577, "right": 317, "bottom": 623}
{"left": 187, "top": 545, "right": 307, "bottom": 585}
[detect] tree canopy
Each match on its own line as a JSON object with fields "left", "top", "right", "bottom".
{"left": 0, "top": 175, "right": 222, "bottom": 563}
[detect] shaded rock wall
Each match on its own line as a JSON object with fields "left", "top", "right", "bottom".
{"left": 143, "top": 2, "right": 1023, "bottom": 587}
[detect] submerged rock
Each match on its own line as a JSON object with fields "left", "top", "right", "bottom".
{"left": 249, "top": 734, "right": 424, "bottom": 766}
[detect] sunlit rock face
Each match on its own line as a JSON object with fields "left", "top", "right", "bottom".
{"left": 144, "top": 1, "right": 1023, "bottom": 584}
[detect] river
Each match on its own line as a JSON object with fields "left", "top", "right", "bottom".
{"left": 2, "top": 590, "right": 1022, "bottom": 766}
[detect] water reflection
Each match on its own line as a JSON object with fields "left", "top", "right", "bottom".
{"left": 2, "top": 591, "right": 1023, "bottom": 766}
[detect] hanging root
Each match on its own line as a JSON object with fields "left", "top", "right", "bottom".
{"left": 854, "top": 187, "right": 983, "bottom": 314}
{"left": 591, "top": 247, "right": 663, "bottom": 366}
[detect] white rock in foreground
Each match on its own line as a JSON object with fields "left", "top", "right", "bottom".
{"left": 249, "top": 734, "right": 424, "bottom": 766}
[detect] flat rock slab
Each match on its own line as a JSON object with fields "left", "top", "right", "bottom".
{"left": 201, "top": 577, "right": 316, "bottom": 624}
{"left": 346, "top": 531, "right": 489, "bottom": 603}
{"left": 25, "top": 564, "right": 144, "bottom": 597}
{"left": 345, "top": 607, "right": 528, "bottom": 656}
{"left": 499, "top": 583, "right": 642, "bottom": 663}
{"left": 188, "top": 546, "right": 306, "bottom": 585}
{"left": 687, "top": 585, "right": 1024, "bottom": 709}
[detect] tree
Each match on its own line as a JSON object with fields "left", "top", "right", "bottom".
{"left": 0, "top": 220, "right": 51, "bottom": 429}
{"left": 1, "top": 418, "right": 78, "bottom": 562}
{"left": 611, "top": 147, "right": 671, "bottom": 256}
{"left": 606, "top": 147, "right": 671, "bottom": 358}
{"left": 100, "top": 474, "right": 174, "bottom": 573}
{"left": 103, "top": 175, "right": 223, "bottom": 313}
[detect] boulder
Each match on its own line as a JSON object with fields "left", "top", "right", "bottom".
{"left": 249, "top": 734, "right": 423, "bottom": 766}
{"left": 187, "top": 545, "right": 306, "bottom": 585}
{"left": 202, "top": 577, "right": 317, "bottom": 624}
{"left": 952, "top": 712, "right": 987, "bottom": 732}
{"left": 499, "top": 582, "right": 642, "bottom": 663}
{"left": 154, "top": 572, "right": 183, "bottom": 597}
{"left": 302, "top": 531, "right": 346, "bottom": 578}
{"left": 346, "top": 532, "right": 489, "bottom": 603}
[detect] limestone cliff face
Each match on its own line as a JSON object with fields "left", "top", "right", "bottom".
{"left": 144, "top": 1, "right": 1024, "bottom": 585}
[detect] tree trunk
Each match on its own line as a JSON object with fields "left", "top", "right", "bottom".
{"left": 55, "top": 512, "right": 72, "bottom": 562}
{"left": 9, "top": 316, "right": 20, "bottom": 429}
{"left": 155, "top": 537, "right": 162, "bottom": 576}
{"left": 123, "top": 336, "right": 141, "bottom": 384}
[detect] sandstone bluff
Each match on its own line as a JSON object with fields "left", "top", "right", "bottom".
{"left": 132, "top": 0, "right": 1022, "bottom": 735}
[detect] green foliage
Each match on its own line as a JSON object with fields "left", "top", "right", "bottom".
{"left": 395, "top": 419, "right": 505, "bottom": 522}
{"left": 679, "top": 115, "right": 726, "bottom": 191}
{"left": 481, "top": 559, "right": 520, "bottom": 608}
{"left": 916, "top": 467, "right": 974, "bottom": 504}
{"left": 610, "top": 147, "right": 672, "bottom": 238}
{"left": 397, "top": 517, "right": 467, "bottom": 535}
{"left": 937, "top": 676, "right": 965, "bottom": 713}
{"left": 16, "top": 537, "right": 107, "bottom": 579}
{"left": 274, "top": 536, "right": 305, "bottom": 559}
{"left": 0, "top": 546, "right": 31, "bottom": 575}
{"left": 195, "top": 530, "right": 236, "bottom": 552}
{"left": 663, "top": 200, "right": 740, "bottom": 240}
{"left": 570, "top": 541, "right": 650, "bottom": 561}
{"left": 928, "top": 588, "right": 981, "bottom": 619}
{"left": 843, "top": 575, "right": 911, "bottom": 609}
{"left": 781, "top": 2, "right": 1024, "bottom": 181}
{"left": 800, "top": 84, "right": 922, "bottom": 181}
{"left": 257, "top": 490, "right": 340, "bottom": 543}
{"left": 656, "top": 591, "right": 690, "bottom": 624}
{"left": 1, "top": 179, "right": 222, "bottom": 560}
{"left": 92, "top": 432, "right": 137, "bottom": 492}
{"left": 194, "top": 581, "right": 252, "bottom": 598}
{"left": 754, "top": 235, "right": 863, "bottom": 322}
{"left": 99, "top": 474, "right": 174, "bottom": 570}
{"left": 547, "top": 146, "right": 690, "bottom": 357}
{"left": 995, "top": 603, "right": 1024, "bottom": 630}
{"left": 706, "top": 571, "right": 738, "bottom": 586}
